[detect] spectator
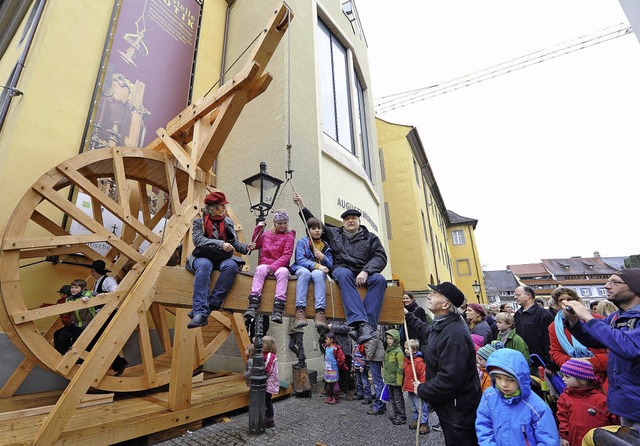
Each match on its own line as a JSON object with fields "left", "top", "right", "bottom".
{"left": 494, "top": 312, "right": 530, "bottom": 364}
{"left": 364, "top": 333, "right": 387, "bottom": 416}
{"left": 514, "top": 286, "right": 554, "bottom": 373}
{"left": 564, "top": 269, "right": 640, "bottom": 430}
{"left": 466, "top": 303, "right": 493, "bottom": 346}
{"left": 548, "top": 287, "right": 608, "bottom": 384}
{"left": 407, "top": 282, "right": 481, "bottom": 445}
{"left": 476, "top": 344, "right": 497, "bottom": 393}
{"left": 589, "top": 300, "right": 599, "bottom": 314}
{"left": 486, "top": 303, "right": 499, "bottom": 340}
{"left": 329, "top": 322, "right": 353, "bottom": 398}
{"left": 595, "top": 300, "right": 617, "bottom": 318}
{"left": 400, "top": 291, "right": 430, "bottom": 345}
{"left": 403, "top": 339, "right": 431, "bottom": 434}
{"left": 383, "top": 329, "right": 406, "bottom": 425}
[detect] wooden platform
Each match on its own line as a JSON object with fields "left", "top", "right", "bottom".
{"left": 0, "top": 372, "right": 286, "bottom": 445}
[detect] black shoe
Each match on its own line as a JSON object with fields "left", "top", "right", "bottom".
{"left": 357, "top": 323, "right": 376, "bottom": 345}
{"left": 264, "top": 418, "right": 275, "bottom": 428}
{"left": 187, "top": 311, "right": 193, "bottom": 319}
{"left": 367, "top": 409, "right": 385, "bottom": 415}
{"left": 113, "top": 358, "right": 128, "bottom": 377}
{"left": 187, "top": 314, "right": 208, "bottom": 329}
{"left": 392, "top": 417, "right": 406, "bottom": 425}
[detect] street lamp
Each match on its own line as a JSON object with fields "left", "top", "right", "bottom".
{"left": 472, "top": 280, "right": 482, "bottom": 304}
{"left": 242, "top": 161, "right": 284, "bottom": 224}
{"left": 242, "top": 162, "right": 284, "bottom": 434}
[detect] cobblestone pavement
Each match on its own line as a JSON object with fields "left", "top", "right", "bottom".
{"left": 154, "top": 383, "right": 446, "bottom": 446}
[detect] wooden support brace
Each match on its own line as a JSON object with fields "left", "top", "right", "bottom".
{"left": 167, "top": 309, "right": 195, "bottom": 411}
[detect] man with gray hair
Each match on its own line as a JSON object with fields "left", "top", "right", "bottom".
{"left": 406, "top": 281, "right": 481, "bottom": 445}
{"left": 514, "top": 285, "right": 554, "bottom": 373}
{"left": 563, "top": 268, "right": 640, "bottom": 429}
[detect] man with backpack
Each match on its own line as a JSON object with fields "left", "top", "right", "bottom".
{"left": 563, "top": 268, "right": 640, "bottom": 430}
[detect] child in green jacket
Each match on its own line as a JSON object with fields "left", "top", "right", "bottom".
{"left": 383, "top": 329, "right": 406, "bottom": 424}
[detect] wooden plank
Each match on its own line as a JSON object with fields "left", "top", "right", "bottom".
{"left": 153, "top": 266, "right": 405, "bottom": 324}
{"left": 112, "top": 148, "right": 131, "bottom": 219}
{"left": 136, "top": 311, "right": 157, "bottom": 388}
{"left": 163, "top": 157, "right": 182, "bottom": 214}
{"left": 0, "top": 393, "right": 114, "bottom": 422}
{"left": 203, "top": 327, "right": 231, "bottom": 360}
{"left": 157, "top": 129, "right": 198, "bottom": 180}
{"left": 230, "top": 312, "right": 251, "bottom": 362}
{"left": 0, "top": 358, "right": 36, "bottom": 398}
{"left": 209, "top": 311, "right": 231, "bottom": 329}
{"left": 148, "top": 303, "right": 172, "bottom": 354}
{"left": 11, "top": 294, "right": 118, "bottom": 325}
{"left": 138, "top": 182, "right": 151, "bottom": 226}
{"left": 167, "top": 309, "right": 195, "bottom": 411}
{"left": 29, "top": 211, "right": 100, "bottom": 261}
{"left": 18, "top": 245, "right": 89, "bottom": 260}
{"left": 3, "top": 234, "right": 109, "bottom": 250}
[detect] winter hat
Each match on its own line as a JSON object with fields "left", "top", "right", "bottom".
{"left": 477, "top": 344, "right": 497, "bottom": 361}
{"left": 429, "top": 282, "right": 465, "bottom": 308}
{"left": 617, "top": 268, "right": 640, "bottom": 296}
{"left": 272, "top": 209, "right": 289, "bottom": 223}
{"left": 467, "top": 303, "right": 487, "bottom": 318}
{"left": 560, "top": 359, "right": 598, "bottom": 382}
{"left": 471, "top": 334, "right": 485, "bottom": 351}
{"left": 204, "top": 191, "right": 229, "bottom": 205}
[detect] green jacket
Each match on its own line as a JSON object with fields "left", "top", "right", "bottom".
{"left": 67, "top": 290, "right": 96, "bottom": 328}
{"left": 499, "top": 329, "right": 530, "bottom": 364}
{"left": 383, "top": 329, "right": 404, "bottom": 386}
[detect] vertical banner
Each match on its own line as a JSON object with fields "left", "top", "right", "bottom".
{"left": 87, "top": 0, "right": 201, "bottom": 150}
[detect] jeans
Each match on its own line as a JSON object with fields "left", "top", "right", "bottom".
{"left": 407, "top": 392, "right": 430, "bottom": 425}
{"left": 294, "top": 268, "right": 326, "bottom": 309}
{"left": 354, "top": 368, "right": 372, "bottom": 399}
{"left": 389, "top": 385, "right": 406, "bottom": 419}
{"left": 369, "top": 361, "right": 386, "bottom": 413}
{"left": 251, "top": 264, "right": 289, "bottom": 300}
{"left": 192, "top": 257, "right": 239, "bottom": 317}
{"left": 331, "top": 267, "right": 386, "bottom": 326}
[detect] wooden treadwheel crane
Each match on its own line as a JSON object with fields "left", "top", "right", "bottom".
{"left": 0, "top": 4, "right": 294, "bottom": 444}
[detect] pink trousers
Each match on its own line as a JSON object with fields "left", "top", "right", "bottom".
{"left": 251, "top": 264, "right": 289, "bottom": 301}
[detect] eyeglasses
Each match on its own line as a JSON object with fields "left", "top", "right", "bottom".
{"left": 606, "top": 280, "right": 626, "bottom": 286}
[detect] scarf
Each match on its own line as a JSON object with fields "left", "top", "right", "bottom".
{"left": 554, "top": 311, "right": 593, "bottom": 359}
{"left": 203, "top": 213, "right": 226, "bottom": 241}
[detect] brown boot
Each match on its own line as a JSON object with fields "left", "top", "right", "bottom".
{"left": 314, "top": 309, "right": 328, "bottom": 329}
{"left": 292, "top": 307, "right": 308, "bottom": 329}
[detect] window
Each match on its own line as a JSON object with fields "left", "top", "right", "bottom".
{"left": 452, "top": 230, "right": 465, "bottom": 245}
{"left": 354, "top": 75, "right": 371, "bottom": 178}
{"left": 413, "top": 158, "right": 420, "bottom": 185}
{"left": 384, "top": 202, "right": 392, "bottom": 240}
{"left": 421, "top": 211, "right": 428, "bottom": 241}
{"left": 456, "top": 259, "right": 471, "bottom": 276}
{"left": 317, "top": 19, "right": 354, "bottom": 153}
{"left": 378, "top": 149, "right": 386, "bottom": 181}
{"left": 598, "top": 288, "right": 607, "bottom": 296}
{"left": 580, "top": 288, "right": 591, "bottom": 297}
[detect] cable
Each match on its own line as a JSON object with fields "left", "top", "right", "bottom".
{"left": 374, "top": 24, "right": 632, "bottom": 114}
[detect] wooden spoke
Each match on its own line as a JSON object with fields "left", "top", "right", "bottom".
{"left": 149, "top": 303, "right": 172, "bottom": 354}
{"left": 137, "top": 311, "right": 157, "bottom": 388}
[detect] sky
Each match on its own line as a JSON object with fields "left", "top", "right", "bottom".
{"left": 356, "top": 1, "right": 640, "bottom": 270}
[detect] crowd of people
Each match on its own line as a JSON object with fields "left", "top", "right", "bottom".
{"left": 51, "top": 189, "right": 640, "bottom": 445}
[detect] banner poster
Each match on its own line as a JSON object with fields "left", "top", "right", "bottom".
{"left": 70, "top": 0, "right": 201, "bottom": 255}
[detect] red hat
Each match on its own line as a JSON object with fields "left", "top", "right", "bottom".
{"left": 204, "top": 191, "right": 229, "bottom": 205}
{"left": 467, "top": 303, "right": 487, "bottom": 318}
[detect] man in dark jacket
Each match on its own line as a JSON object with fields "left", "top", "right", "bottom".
{"left": 293, "top": 193, "right": 387, "bottom": 344}
{"left": 514, "top": 285, "right": 554, "bottom": 373}
{"left": 407, "top": 282, "right": 481, "bottom": 445}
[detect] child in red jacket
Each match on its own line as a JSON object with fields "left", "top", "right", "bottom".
{"left": 244, "top": 209, "right": 295, "bottom": 324}
{"left": 558, "top": 359, "right": 618, "bottom": 446}
{"left": 323, "top": 331, "right": 348, "bottom": 404}
{"left": 403, "top": 339, "right": 431, "bottom": 435}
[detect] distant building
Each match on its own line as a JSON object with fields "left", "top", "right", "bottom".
{"left": 542, "top": 257, "right": 618, "bottom": 300}
{"left": 447, "top": 211, "right": 486, "bottom": 304}
{"left": 508, "top": 262, "right": 558, "bottom": 299}
{"left": 484, "top": 270, "right": 519, "bottom": 306}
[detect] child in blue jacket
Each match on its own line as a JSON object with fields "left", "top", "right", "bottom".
{"left": 290, "top": 217, "right": 333, "bottom": 330}
{"left": 476, "top": 348, "right": 560, "bottom": 446}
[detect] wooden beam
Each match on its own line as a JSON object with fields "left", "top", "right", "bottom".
{"left": 11, "top": 294, "right": 118, "bottom": 324}
{"left": 137, "top": 310, "right": 158, "bottom": 388}
{"left": 167, "top": 309, "right": 195, "bottom": 411}
{"left": 3, "top": 234, "right": 109, "bottom": 250}
{"left": 230, "top": 312, "right": 251, "bottom": 362}
{"left": 157, "top": 129, "right": 198, "bottom": 180}
{"left": 0, "top": 357, "right": 36, "bottom": 398}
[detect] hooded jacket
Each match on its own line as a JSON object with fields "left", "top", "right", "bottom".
{"left": 476, "top": 348, "right": 560, "bottom": 446}
{"left": 406, "top": 311, "right": 481, "bottom": 430}
{"left": 383, "top": 329, "right": 404, "bottom": 387}
{"left": 402, "top": 352, "right": 426, "bottom": 392}
{"left": 557, "top": 386, "right": 616, "bottom": 446}
{"left": 290, "top": 236, "right": 333, "bottom": 273}
{"left": 300, "top": 208, "right": 387, "bottom": 275}
{"left": 253, "top": 226, "right": 296, "bottom": 272}
{"left": 568, "top": 303, "right": 640, "bottom": 422}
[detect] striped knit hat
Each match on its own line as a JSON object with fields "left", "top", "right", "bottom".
{"left": 477, "top": 344, "right": 497, "bottom": 361}
{"left": 560, "top": 359, "right": 597, "bottom": 382}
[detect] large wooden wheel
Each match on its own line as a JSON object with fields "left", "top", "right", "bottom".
{"left": 0, "top": 147, "right": 244, "bottom": 392}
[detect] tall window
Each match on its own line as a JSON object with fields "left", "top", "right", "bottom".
{"left": 452, "top": 229, "right": 465, "bottom": 245}
{"left": 317, "top": 19, "right": 354, "bottom": 153}
{"left": 355, "top": 75, "right": 371, "bottom": 178}
{"left": 421, "top": 211, "right": 428, "bottom": 241}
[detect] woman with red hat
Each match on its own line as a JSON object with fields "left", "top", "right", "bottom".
{"left": 186, "top": 191, "right": 255, "bottom": 328}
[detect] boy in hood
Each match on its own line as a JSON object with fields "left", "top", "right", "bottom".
{"left": 383, "top": 329, "right": 406, "bottom": 425}
{"left": 476, "top": 348, "right": 560, "bottom": 446}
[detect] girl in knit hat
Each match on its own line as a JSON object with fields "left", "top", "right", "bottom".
{"left": 244, "top": 209, "right": 296, "bottom": 324}
{"left": 557, "top": 359, "right": 617, "bottom": 446}
{"left": 476, "top": 344, "right": 497, "bottom": 393}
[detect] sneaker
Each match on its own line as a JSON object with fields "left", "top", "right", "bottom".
{"left": 432, "top": 423, "right": 442, "bottom": 432}
{"left": 419, "top": 424, "right": 431, "bottom": 435}
{"left": 408, "top": 420, "right": 417, "bottom": 429}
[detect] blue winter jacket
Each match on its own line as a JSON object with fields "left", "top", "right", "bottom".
{"left": 476, "top": 348, "right": 560, "bottom": 446}
{"left": 568, "top": 303, "right": 640, "bottom": 422}
{"left": 290, "top": 236, "right": 333, "bottom": 273}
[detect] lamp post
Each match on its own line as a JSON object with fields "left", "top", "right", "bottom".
{"left": 242, "top": 162, "right": 283, "bottom": 434}
{"left": 472, "top": 280, "right": 482, "bottom": 304}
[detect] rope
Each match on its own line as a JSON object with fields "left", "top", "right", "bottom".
{"left": 404, "top": 317, "right": 421, "bottom": 446}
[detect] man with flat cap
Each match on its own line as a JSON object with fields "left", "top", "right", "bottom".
{"left": 293, "top": 192, "right": 387, "bottom": 344}
{"left": 186, "top": 191, "right": 255, "bottom": 329}
{"left": 563, "top": 268, "right": 640, "bottom": 429}
{"left": 406, "top": 281, "right": 481, "bottom": 445}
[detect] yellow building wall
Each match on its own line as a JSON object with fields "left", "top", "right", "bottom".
{"left": 0, "top": 0, "right": 227, "bottom": 331}
{"left": 448, "top": 223, "right": 485, "bottom": 304}
{"left": 377, "top": 118, "right": 453, "bottom": 290}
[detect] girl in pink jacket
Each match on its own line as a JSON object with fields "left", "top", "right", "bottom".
{"left": 262, "top": 336, "right": 280, "bottom": 428}
{"left": 244, "top": 209, "right": 295, "bottom": 323}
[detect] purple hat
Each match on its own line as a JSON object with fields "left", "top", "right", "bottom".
{"left": 560, "top": 359, "right": 598, "bottom": 382}
{"left": 467, "top": 303, "right": 487, "bottom": 318}
{"left": 272, "top": 209, "right": 289, "bottom": 223}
